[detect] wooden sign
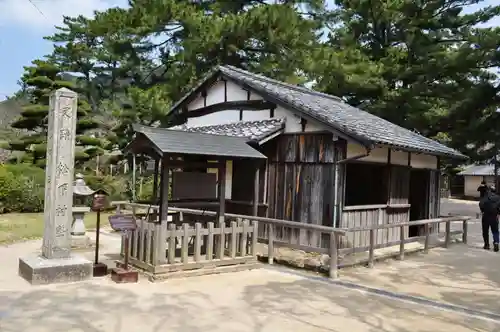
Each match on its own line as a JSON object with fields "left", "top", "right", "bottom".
{"left": 108, "top": 215, "right": 137, "bottom": 232}
{"left": 92, "top": 194, "right": 107, "bottom": 212}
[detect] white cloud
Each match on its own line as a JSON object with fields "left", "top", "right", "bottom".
{"left": 0, "top": 0, "right": 128, "bottom": 32}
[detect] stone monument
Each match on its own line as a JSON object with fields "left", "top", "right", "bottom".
{"left": 18, "top": 88, "right": 93, "bottom": 285}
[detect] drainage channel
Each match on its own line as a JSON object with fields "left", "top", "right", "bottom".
{"left": 265, "top": 265, "right": 500, "bottom": 323}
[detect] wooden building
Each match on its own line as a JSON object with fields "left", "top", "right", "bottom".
{"left": 457, "top": 164, "right": 494, "bottom": 198}
{"left": 139, "top": 65, "right": 466, "bottom": 248}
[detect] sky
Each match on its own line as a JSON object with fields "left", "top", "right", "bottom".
{"left": 0, "top": 0, "right": 499, "bottom": 101}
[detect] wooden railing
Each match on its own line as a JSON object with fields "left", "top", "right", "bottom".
{"left": 124, "top": 219, "right": 258, "bottom": 274}
{"left": 342, "top": 204, "right": 411, "bottom": 249}
{"left": 113, "top": 203, "right": 258, "bottom": 276}
{"left": 112, "top": 201, "right": 346, "bottom": 278}
{"left": 111, "top": 202, "right": 470, "bottom": 279}
{"left": 339, "top": 216, "right": 471, "bottom": 267}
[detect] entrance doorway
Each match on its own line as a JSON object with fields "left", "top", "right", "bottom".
{"left": 409, "top": 169, "right": 429, "bottom": 237}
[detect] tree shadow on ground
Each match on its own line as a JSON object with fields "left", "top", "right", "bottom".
{"left": 0, "top": 270, "right": 496, "bottom": 332}
{"left": 341, "top": 244, "right": 500, "bottom": 314}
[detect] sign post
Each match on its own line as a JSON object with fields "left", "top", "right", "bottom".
{"left": 91, "top": 190, "right": 109, "bottom": 277}
{"left": 108, "top": 214, "right": 139, "bottom": 283}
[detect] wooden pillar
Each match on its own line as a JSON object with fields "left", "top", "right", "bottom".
{"left": 152, "top": 158, "right": 160, "bottom": 203}
{"left": 218, "top": 160, "right": 226, "bottom": 223}
{"left": 386, "top": 149, "right": 392, "bottom": 205}
{"left": 157, "top": 155, "right": 169, "bottom": 264}
{"left": 132, "top": 154, "right": 137, "bottom": 201}
{"left": 253, "top": 165, "right": 260, "bottom": 216}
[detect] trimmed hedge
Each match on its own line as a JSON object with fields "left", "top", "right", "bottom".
{"left": 0, "top": 163, "right": 155, "bottom": 213}
{"left": 0, "top": 164, "right": 45, "bottom": 213}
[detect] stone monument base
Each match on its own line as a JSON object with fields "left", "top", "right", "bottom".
{"left": 19, "top": 254, "right": 92, "bottom": 285}
{"left": 71, "top": 235, "right": 92, "bottom": 250}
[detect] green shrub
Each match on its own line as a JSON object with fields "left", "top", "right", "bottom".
{"left": 0, "top": 163, "right": 156, "bottom": 213}
{"left": 84, "top": 174, "right": 129, "bottom": 201}
{"left": 0, "top": 164, "right": 45, "bottom": 213}
{"left": 136, "top": 175, "right": 154, "bottom": 202}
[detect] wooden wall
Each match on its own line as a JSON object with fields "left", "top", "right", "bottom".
{"left": 263, "top": 134, "right": 342, "bottom": 232}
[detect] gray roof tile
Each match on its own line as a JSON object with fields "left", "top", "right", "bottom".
{"left": 458, "top": 164, "right": 494, "bottom": 176}
{"left": 131, "top": 125, "right": 266, "bottom": 159}
{"left": 169, "top": 118, "right": 284, "bottom": 141}
{"left": 216, "top": 66, "right": 466, "bottom": 159}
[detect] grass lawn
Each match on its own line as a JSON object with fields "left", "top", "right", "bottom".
{"left": 0, "top": 212, "right": 113, "bottom": 244}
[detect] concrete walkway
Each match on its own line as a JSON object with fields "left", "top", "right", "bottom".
{"left": 0, "top": 231, "right": 498, "bottom": 331}
{"left": 341, "top": 243, "right": 500, "bottom": 315}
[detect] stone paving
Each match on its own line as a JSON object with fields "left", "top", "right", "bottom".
{"left": 340, "top": 239, "right": 500, "bottom": 314}
{"left": 0, "top": 229, "right": 497, "bottom": 332}
{"left": 0, "top": 198, "right": 499, "bottom": 331}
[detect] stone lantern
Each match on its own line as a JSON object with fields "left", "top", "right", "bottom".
{"left": 72, "top": 173, "right": 96, "bottom": 248}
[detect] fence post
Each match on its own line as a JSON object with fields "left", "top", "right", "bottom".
{"left": 462, "top": 219, "right": 468, "bottom": 244}
{"left": 368, "top": 229, "right": 375, "bottom": 268}
{"left": 268, "top": 223, "right": 274, "bottom": 265}
{"left": 445, "top": 220, "right": 451, "bottom": 248}
{"left": 251, "top": 220, "right": 258, "bottom": 256}
{"left": 168, "top": 223, "right": 176, "bottom": 264}
{"left": 329, "top": 232, "right": 338, "bottom": 279}
{"left": 398, "top": 225, "right": 405, "bottom": 260}
{"left": 424, "top": 223, "right": 430, "bottom": 253}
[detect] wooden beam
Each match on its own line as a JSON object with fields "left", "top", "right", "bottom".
{"left": 386, "top": 149, "right": 392, "bottom": 205}
{"left": 167, "top": 160, "right": 222, "bottom": 169}
{"left": 218, "top": 161, "right": 226, "bottom": 222}
{"left": 253, "top": 166, "right": 260, "bottom": 216}
{"left": 157, "top": 155, "right": 170, "bottom": 264}
{"left": 187, "top": 100, "right": 276, "bottom": 118}
{"left": 152, "top": 159, "right": 160, "bottom": 202}
{"left": 132, "top": 154, "right": 137, "bottom": 201}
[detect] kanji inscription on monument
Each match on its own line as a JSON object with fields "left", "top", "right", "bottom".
{"left": 19, "top": 88, "right": 93, "bottom": 286}
{"left": 41, "top": 88, "right": 78, "bottom": 259}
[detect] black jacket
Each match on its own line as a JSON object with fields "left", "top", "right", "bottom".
{"left": 479, "top": 191, "right": 500, "bottom": 217}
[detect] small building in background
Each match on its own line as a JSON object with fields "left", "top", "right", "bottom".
{"left": 458, "top": 164, "right": 495, "bottom": 198}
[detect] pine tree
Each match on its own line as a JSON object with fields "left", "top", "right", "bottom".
{"left": 7, "top": 60, "right": 103, "bottom": 167}
{"left": 311, "top": 0, "right": 500, "bottom": 162}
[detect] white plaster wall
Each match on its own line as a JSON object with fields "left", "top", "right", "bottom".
{"left": 184, "top": 78, "right": 330, "bottom": 133}
{"left": 464, "top": 176, "right": 482, "bottom": 198}
{"left": 187, "top": 80, "right": 248, "bottom": 111}
{"left": 207, "top": 160, "right": 233, "bottom": 199}
{"left": 391, "top": 150, "right": 409, "bottom": 165}
{"left": 242, "top": 109, "right": 268, "bottom": 121}
{"left": 346, "top": 142, "right": 438, "bottom": 169}
{"left": 464, "top": 175, "right": 494, "bottom": 197}
{"left": 410, "top": 153, "right": 438, "bottom": 169}
{"left": 187, "top": 111, "right": 240, "bottom": 127}
{"left": 346, "top": 142, "right": 388, "bottom": 163}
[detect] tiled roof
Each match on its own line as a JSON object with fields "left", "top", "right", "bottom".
{"left": 169, "top": 118, "right": 285, "bottom": 142}
{"left": 458, "top": 164, "right": 494, "bottom": 176}
{"left": 212, "top": 66, "right": 466, "bottom": 159}
{"left": 129, "top": 125, "right": 266, "bottom": 159}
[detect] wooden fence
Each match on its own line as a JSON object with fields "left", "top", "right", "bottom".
{"left": 339, "top": 216, "right": 470, "bottom": 268}
{"left": 111, "top": 201, "right": 470, "bottom": 279}
{"left": 341, "top": 204, "right": 411, "bottom": 249}
{"left": 122, "top": 217, "right": 258, "bottom": 275}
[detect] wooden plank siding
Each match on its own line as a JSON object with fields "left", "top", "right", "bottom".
{"left": 341, "top": 162, "right": 411, "bottom": 249}
{"left": 342, "top": 206, "right": 410, "bottom": 249}
{"left": 262, "top": 134, "right": 340, "bottom": 247}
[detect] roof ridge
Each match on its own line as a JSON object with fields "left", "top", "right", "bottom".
{"left": 220, "top": 65, "right": 343, "bottom": 103}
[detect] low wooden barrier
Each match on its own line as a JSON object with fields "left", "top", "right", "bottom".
{"left": 123, "top": 218, "right": 258, "bottom": 275}
{"left": 111, "top": 201, "right": 470, "bottom": 279}
{"left": 340, "top": 216, "right": 471, "bottom": 268}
